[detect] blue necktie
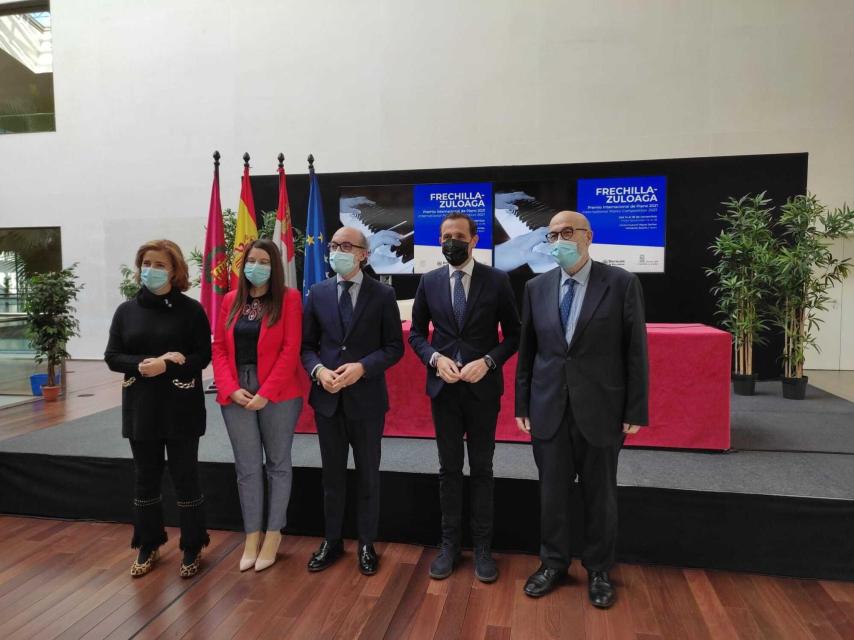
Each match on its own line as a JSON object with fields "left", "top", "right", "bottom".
{"left": 452, "top": 271, "right": 467, "bottom": 365}
{"left": 560, "top": 278, "right": 576, "bottom": 335}
{"left": 339, "top": 281, "right": 354, "bottom": 332}
{"left": 453, "top": 271, "right": 467, "bottom": 329}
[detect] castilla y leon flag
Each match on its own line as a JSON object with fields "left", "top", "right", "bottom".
{"left": 231, "top": 160, "right": 259, "bottom": 288}
{"left": 273, "top": 156, "right": 298, "bottom": 288}
{"left": 200, "top": 154, "right": 228, "bottom": 334}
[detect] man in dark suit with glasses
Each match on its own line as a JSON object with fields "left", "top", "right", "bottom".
{"left": 515, "top": 210, "right": 649, "bottom": 608}
{"left": 301, "top": 226, "right": 404, "bottom": 576}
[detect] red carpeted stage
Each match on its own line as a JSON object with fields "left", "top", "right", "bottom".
{"left": 296, "top": 322, "right": 732, "bottom": 451}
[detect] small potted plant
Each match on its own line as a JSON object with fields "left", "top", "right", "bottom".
{"left": 118, "top": 264, "right": 141, "bottom": 300}
{"left": 707, "top": 193, "right": 775, "bottom": 395}
{"left": 24, "top": 264, "right": 84, "bottom": 401}
{"left": 770, "top": 194, "right": 854, "bottom": 399}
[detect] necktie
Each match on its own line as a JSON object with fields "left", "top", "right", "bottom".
{"left": 339, "top": 281, "right": 354, "bottom": 332}
{"left": 560, "top": 278, "right": 576, "bottom": 334}
{"left": 453, "top": 270, "right": 467, "bottom": 329}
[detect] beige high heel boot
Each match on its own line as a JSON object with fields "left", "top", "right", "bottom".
{"left": 254, "top": 531, "right": 282, "bottom": 572}
{"left": 240, "top": 531, "right": 261, "bottom": 572}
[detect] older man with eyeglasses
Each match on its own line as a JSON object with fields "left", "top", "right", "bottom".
{"left": 515, "top": 211, "right": 649, "bottom": 608}
{"left": 301, "top": 226, "right": 404, "bottom": 576}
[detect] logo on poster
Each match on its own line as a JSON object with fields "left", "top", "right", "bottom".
{"left": 595, "top": 186, "right": 659, "bottom": 204}
{"left": 430, "top": 191, "right": 486, "bottom": 209}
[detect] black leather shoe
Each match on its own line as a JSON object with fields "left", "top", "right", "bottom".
{"left": 524, "top": 564, "right": 565, "bottom": 597}
{"left": 307, "top": 539, "right": 343, "bottom": 572}
{"left": 474, "top": 546, "right": 498, "bottom": 583}
{"left": 429, "top": 545, "right": 461, "bottom": 579}
{"left": 358, "top": 544, "right": 378, "bottom": 575}
{"left": 588, "top": 570, "right": 616, "bottom": 608}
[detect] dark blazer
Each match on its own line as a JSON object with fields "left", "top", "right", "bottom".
{"left": 105, "top": 287, "right": 212, "bottom": 440}
{"left": 515, "top": 261, "right": 649, "bottom": 446}
{"left": 409, "top": 261, "right": 521, "bottom": 401}
{"left": 301, "top": 273, "right": 404, "bottom": 419}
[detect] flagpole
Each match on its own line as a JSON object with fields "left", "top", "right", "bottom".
{"left": 206, "top": 149, "right": 221, "bottom": 395}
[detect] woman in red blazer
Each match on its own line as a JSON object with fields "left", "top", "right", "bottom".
{"left": 212, "top": 238, "right": 303, "bottom": 572}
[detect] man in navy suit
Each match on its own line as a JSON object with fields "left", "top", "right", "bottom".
{"left": 515, "top": 210, "right": 649, "bottom": 608}
{"left": 301, "top": 226, "right": 404, "bottom": 576}
{"left": 410, "top": 212, "right": 521, "bottom": 583}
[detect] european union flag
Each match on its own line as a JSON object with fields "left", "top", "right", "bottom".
{"left": 302, "top": 158, "right": 328, "bottom": 301}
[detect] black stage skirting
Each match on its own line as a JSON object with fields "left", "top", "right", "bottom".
{"left": 2, "top": 381, "right": 853, "bottom": 580}
{"left": 1, "top": 448, "right": 852, "bottom": 581}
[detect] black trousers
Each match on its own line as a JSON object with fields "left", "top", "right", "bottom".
{"left": 431, "top": 382, "right": 499, "bottom": 548}
{"left": 315, "top": 406, "right": 384, "bottom": 545}
{"left": 129, "top": 438, "right": 209, "bottom": 553}
{"left": 532, "top": 410, "right": 622, "bottom": 572}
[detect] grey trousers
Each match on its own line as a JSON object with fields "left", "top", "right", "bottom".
{"left": 221, "top": 364, "right": 302, "bottom": 533}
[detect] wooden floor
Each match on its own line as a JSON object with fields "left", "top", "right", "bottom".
{"left": 2, "top": 362, "right": 854, "bottom": 638}
{"left": 0, "top": 516, "right": 853, "bottom": 640}
{"left": 0, "top": 360, "right": 123, "bottom": 442}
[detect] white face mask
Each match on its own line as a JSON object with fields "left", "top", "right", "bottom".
{"left": 329, "top": 251, "right": 357, "bottom": 275}
{"left": 140, "top": 267, "right": 170, "bottom": 291}
{"left": 549, "top": 239, "right": 581, "bottom": 270}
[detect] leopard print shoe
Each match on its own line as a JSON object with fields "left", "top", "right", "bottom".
{"left": 130, "top": 548, "right": 159, "bottom": 578}
{"left": 179, "top": 551, "right": 202, "bottom": 579}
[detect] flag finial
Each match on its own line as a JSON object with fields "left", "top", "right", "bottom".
{"left": 243, "top": 152, "right": 250, "bottom": 168}
{"left": 213, "top": 150, "right": 220, "bottom": 166}
{"left": 278, "top": 153, "right": 284, "bottom": 168}
{"left": 308, "top": 153, "right": 315, "bottom": 170}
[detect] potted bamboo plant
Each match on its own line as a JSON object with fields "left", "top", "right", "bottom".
{"left": 707, "top": 193, "right": 775, "bottom": 395}
{"left": 770, "top": 194, "right": 854, "bottom": 399}
{"left": 24, "top": 265, "right": 83, "bottom": 401}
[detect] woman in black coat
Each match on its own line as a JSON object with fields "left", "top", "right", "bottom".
{"left": 105, "top": 239, "right": 212, "bottom": 578}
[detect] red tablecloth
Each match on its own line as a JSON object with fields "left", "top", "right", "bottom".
{"left": 296, "top": 322, "right": 732, "bottom": 451}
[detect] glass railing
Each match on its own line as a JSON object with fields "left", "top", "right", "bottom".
{"left": 0, "top": 311, "right": 42, "bottom": 395}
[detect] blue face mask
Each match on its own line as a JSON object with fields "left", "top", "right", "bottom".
{"left": 549, "top": 239, "right": 582, "bottom": 270}
{"left": 140, "top": 267, "right": 170, "bottom": 292}
{"left": 329, "top": 251, "right": 357, "bottom": 276}
{"left": 244, "top": 262, "right": 271, "bottom": 287}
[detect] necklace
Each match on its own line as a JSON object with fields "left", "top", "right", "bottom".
{"left": 242, "top": 298, "right": 263, "bottom": 322}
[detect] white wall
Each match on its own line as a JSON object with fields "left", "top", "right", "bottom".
{"left": 0, "top": 0, "right": 852, "bottom": 364}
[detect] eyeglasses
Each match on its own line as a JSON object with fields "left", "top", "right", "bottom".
{"left": 329, "top": 241, "right": 365, "bottom": 252}
{"left": 545, "top": 227, "right": 588, "bottom": 243}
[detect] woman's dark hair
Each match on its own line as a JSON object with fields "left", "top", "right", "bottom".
{"left": 226, "top": 238, "right": 286, "bottom": 328}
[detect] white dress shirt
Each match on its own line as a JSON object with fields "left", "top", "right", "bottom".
{"left": 336, "top": 269, "right": 364, "bottom": 306}
{"left": 312, "top": 270, "right": 364, "bottom": 380}
{"left": 559, "top": 257, "right": 592, "bottom": 345}
{"left": 448, "top": 258, "right": 474, "bottom": 300}
{"left": 430, "top": 258, "right": 476, "bottom": 368}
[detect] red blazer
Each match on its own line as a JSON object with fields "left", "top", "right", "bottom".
{"left": 212, "top": 288, "right": 304, "bottom": 405}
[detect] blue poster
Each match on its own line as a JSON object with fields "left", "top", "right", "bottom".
{"left": 413, "top": 182, "right": 493, "bottom": 271}
{"left": 576, "top": 176, "right": 667, "bottom": 272}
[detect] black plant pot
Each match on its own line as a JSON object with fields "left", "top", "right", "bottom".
{"left": 781, "top": 375, "right": 808, "bottom": 400}
{"left": 732, "top": 373, "right": 757, "bottom": 396}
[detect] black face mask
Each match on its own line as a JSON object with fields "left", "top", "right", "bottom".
{"left": 442, "top": 239, "right": 470, "bottom": 267}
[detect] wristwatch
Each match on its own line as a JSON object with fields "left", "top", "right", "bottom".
{"left": 483, "top": 355, "right": 497, "bottom": 371}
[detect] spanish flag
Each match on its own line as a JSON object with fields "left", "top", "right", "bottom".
{"left": 231, "top": 160, "right": 258, "bottom": 288}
